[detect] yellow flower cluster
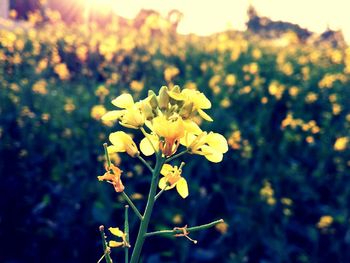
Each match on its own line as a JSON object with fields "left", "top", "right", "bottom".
{"left": 101, "top": 85, "right": 228, "bottom": 198}
{"left": 103, "top": 85, "right": 228, "bottom": 162}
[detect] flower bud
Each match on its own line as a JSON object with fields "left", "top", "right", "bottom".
{"left": 158, "top": 86, "right": 169, "bottom": 110}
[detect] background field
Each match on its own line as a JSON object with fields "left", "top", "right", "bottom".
{"left": 1, "top": 9, "right": 350, "bottom": 263}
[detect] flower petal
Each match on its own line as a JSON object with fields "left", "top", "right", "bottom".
{"left": 109, "top": 227, "right": 124, "bottom": 237}
{"left": 140, "top": 137, "right": 155, "bottom": 156}
{"left": 101, "top": 110, "right": 123, "bottom": 121}
{"left": 112, "top": 94, "right": 134, "bottom": 108}
{"left": 160, "top": 164, "right": 174, "bottom": 176}
{"left": 206, "top": 133, "right": 228, "bottom": 153}
{"left": 107, "top": 145, "right": 124, "bottom": 153}
{"left": 158, "top": 177, "right": 168, "bottom": 190}
{"left": 176, "top": 178, "right": 189, "bottom": 198}
{"left": 109, "top": 240, "right": 124, "bottom": 248}
{"left": 197, "top": 109, "right": 213, "bottom": 122}
{"left": 201, "top": 145, "right": 223, "bottom": 162}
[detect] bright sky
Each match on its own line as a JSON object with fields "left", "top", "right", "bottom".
{"left": 111, "top": 0, "right": 350, "bottom": 42}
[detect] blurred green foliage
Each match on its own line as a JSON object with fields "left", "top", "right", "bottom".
{"left": 0, "top": 13, "right": 350, "bottom": 263}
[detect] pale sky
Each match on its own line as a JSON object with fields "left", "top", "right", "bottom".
{"left": 110, "top": 0, "right": 350, "bottom": 42}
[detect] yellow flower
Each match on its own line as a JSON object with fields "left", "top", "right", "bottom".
{"left": 181, "top": 89, "right": 213, "bottom": 121}
{"left": 181, "top": 131, "right": 228, "bottom": 162}
{"left": 152, "top": 115, "right": 185, "bottom": 157}
{"left": 334, "top": 137, "right": 348, "bottom": 151}
{"left": 159, "top": 164, "right": 189, "bottom": 198}
{"left": 108, "top": 227, "right": 129, "bottom": 248}
{"left": 54, "top": 63, "right": 70, "bottom": 80}
{"left": 102, "top": 93, "right": 145, "bottom": 129}
{"left": 108, "top": 131, "right": 139, "bottom": 157}
{"left": 97, "top": 164, "right": 124, "bottom": 192}
{"left": 317, "top": 215, "right": 333, "bottom": 229}
{"left": 91, "top": 105, "right": 107, "bottom": 120}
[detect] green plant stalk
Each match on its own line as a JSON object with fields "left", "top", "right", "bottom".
{"left": 124, "top": 205, "right": 129, "bottom": 263}
{"left": 144, "top": 219, "right": 224, "bottom": 237}
{"left": 122, "top": 192, "right": 143, "bottom": 221}
{"left": 130, "top": 152, "right": 165, "bottom": 263}
{"left": 99, "top": 225, "right": 113, "bottom": 263}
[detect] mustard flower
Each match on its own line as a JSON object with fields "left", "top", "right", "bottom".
{"left": 181, "top": 131, "right": 228, "bottom": 162}
{"left": 97, "top": 164, "right": 124, "bottom": 192}
{"left": 108, "top": 227, "right": 129, "bottom": 248}
{"left": 108, "top": 131, "right": 139, "bottom": 157}
{"left": 102, "top": 93, "right": 145, "bottom": 129}
{"left": 159, "top": 164, "right": 188, "bottom": 198}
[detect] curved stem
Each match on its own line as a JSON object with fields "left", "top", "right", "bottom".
{"left": 137, "top": 155, "right": 153, "bottom": 174}
{"left": 130, "top": 153, "right": 165, "bottom": 263}
{"left": 121, "top": 192, "right": 143, "bottom": 221}
{"left": 154, "top": 186, "right": 167, "bottom": 201}
{"left": 144, "top": 219, "right": 224, "bottom": 238}
{"left": 124, "top": 205, "right": 129, "bottom": 263}
{"left": 165, "top": 150, "right": 188, "bottom": 163}
{"left": 99, "top": 225, "right": 113, "bottom": 263}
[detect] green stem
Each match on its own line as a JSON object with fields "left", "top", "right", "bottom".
{"left": 130, "top": 153, "right": 165, "bottom": 263}
{"left": 165, "top": 150, "right": 188, "bottom": 163}
{"left": 103, "top": 143, "right": 111, "bottom": 167}
{"left": 137, "top": 155, "right": 154, "bottom": 173}
{"left": 144, "top": 219, "right": 224, "bottom": 238}
{"left": 124, "top": 205, "right": 129, "bottom": 263}
{"left": 122, "top": 192, "right": 143, "bottom": 221}
{"left": 99, "top": 225, "right": 113, "bottom": 263}
{"left": 154, "top": 185, "right": 168, "bottom": 201}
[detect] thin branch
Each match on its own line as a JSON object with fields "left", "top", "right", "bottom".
{"left": 122, "top": 192, "right": 143, "bottom": 221}
{"left": 99, "top": 225, "right": 113, "bottom": 263}
{"left": 144, "top": 219, "right": 224, "bottom": 238}
{"left": 124, "top": 205, "right": 129, "bottom": 263}
{"left": 165, "top": 150, "right": 188, "bottom": 163}
{"left": 137, "top": 155, "right": 154, "bottom": 174}
{"left": 154, "top": 185, "right": 168, "bottom": 201}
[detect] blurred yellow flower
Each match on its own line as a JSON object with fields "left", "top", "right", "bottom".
{"left": 334, "top": 137, "right": 348, "bottom": 151}
{"left": 32, "top": 80, "right": 47, "bottom": 95}
{"left": 54, "top": 63, "right": 70, "bottom": 80}
{"left": 91, "top": 105, "right": 107, "bottom": 120}
{"left": 317, "top": 215, "right": 333, "bottom": 229}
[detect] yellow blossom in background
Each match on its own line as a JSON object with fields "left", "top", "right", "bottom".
{"left": 64, "top": 99, "right": 75, "bottom": 113}
{"left": 228, "top": 131, "right": 241, "bottom": 150}
{"left": 91, "top": 105, "right": 107, "bottom": 120}
{"left": 159, "top": 164, "right": 188, "bottom": 198}
{"left": 334, "top": 137, "right": 348, "bottom": 151}
{"left": 260, "top": 181, "right": 276, "bottom": 206}
{"left": 164, "top": 66, "right": 180, "bottom": 82}
{"left": 305, "top": 92, "right": 318, "bottom": 104}
{"left": 215, "top": 221, "right": 229, "bottom": 234}
{"left": 95, "top": 85, "right": 109, "bottom": 99}
{"left": 130, "top": 80, "right": 144, "bottom": 92}
{"left": 225, "top": 74, "right": 236, "bottom": 86}
{"left": 32, "top": 80, "right": 48, "bottom": 95}
{"left": 54, "top": 63, "right": 70, "bottom": 80}
{"left": 317, "top": 215, "right": 333, "bottom": 229}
